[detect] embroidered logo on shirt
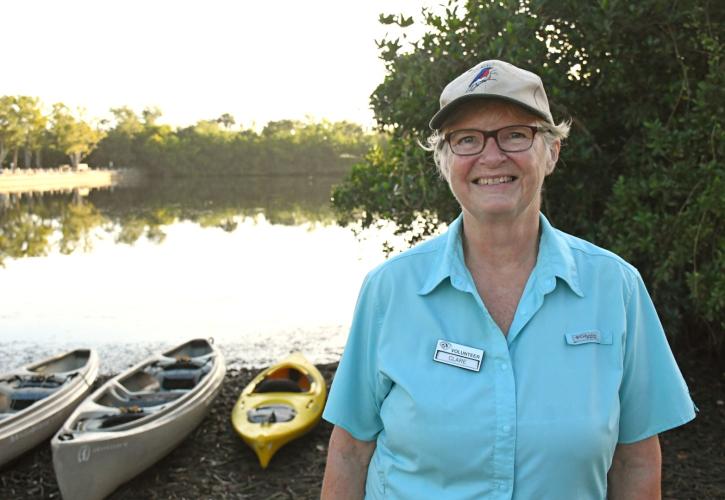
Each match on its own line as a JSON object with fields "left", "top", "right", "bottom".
{"left": 433, "top": 339, "right": 484, "bottom": 372}
{"left": 565, "top": 331, "right": 602, "bottom": 345}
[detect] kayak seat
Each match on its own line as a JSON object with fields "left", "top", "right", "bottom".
{"left": 15, "top": 375, "right": 66, "bottom": 389}
{"left": 79, "top": 411, "right": 148, "bottom": 431}
{"left": 9, "top": 387, "right": 57, "bottom": 411}
{"left": 128, "top": 392, "right": 183, "bottom": 408}
{"left": 254, "top": 379, "right": 302, "bottom": 393}
{"left": 160, "top": 368, "right": 204, "bottom": 390}
{"left": 247, "top": 404, "right": 297, "bottom": 423}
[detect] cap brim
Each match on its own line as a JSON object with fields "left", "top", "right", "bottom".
{"left": 429, "top": 94, "right": 552, "bottom": 130}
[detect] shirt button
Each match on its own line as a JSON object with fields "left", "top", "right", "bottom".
{"left": 502, "top": 425, "right": 511, "bottom": 432}
{"left": 500, "top": 363, "right": 508, "bottom": 370}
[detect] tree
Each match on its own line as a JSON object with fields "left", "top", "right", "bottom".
{"left": 50, "top": 104, "right": 105, "bottom": 169}
{"left": 141, "top": 106, "right": 163, "bottom": 127}
{"left": 15, "top": 96, "right": 47, "bottom": 168}
{"left": 332, "top": 0, "right": 724, "bottom": 350}
{"left": 110, "top": 106, "right": 144, "bottom": 136}
{"left": 0, "top": 96, "right": 23, "bottom": 169}
{"left": 90, "top": 107, "right": 144, "bottom": 167}
{"left": 217, "top": 113, "right": 235, "bottom": 130}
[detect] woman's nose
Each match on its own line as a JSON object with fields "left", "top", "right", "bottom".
{"left": 477, "top": 135, "right": 506, "bottom": 163}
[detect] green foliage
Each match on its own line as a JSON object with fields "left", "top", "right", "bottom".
{"left": 604, "top": 35, "right": 724, "bottom": 345}
{"left": 0, "top": 96, "right": 23, "bottom": 167}
{"left": 332, "top": 140, "right": 457, "bottom": 247}
{"left": 89, "top": 114, "right": 379, "bottom": 178}
{"left": 50, "top": 104, "right": 105, "bottom": 168}
{"left": 15, "top": 96, "right": 47, "bottom": 168}
{"left": 332, "top": 0, "right": 724, "bottom": 350}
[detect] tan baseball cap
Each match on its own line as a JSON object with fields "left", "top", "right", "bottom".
{"left": 429, "top": 59, "right": 554, "bottom": 129}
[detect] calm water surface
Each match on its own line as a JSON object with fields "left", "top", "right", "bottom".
{"left": 0, "top": 175, "right": 403, "bottom": 374}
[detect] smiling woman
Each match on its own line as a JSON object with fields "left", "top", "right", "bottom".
{"left": 321, "top": 59, "right": 696, "bottom": 500}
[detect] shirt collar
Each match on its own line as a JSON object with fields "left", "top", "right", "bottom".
{"left": 417, "top": 213, "right": 583, "bottom": 297}
{"left": 418, "top": 214, "right": 468, "bottom": 295}
{"left": 537, "top": 213, "right": 584, "bottom": 297}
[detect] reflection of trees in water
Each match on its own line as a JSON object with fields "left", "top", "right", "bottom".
{"left": 0, "top": 190, "right": 107, "bottom": 266}
{"left": 0, "top": 175, "right": 341, "bottom": 264}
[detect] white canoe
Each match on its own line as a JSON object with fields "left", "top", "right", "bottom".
{"left": 0, "top": 349, "right": 99, "bottom": 468}
{"left": 51, "top": 338, "right": 225, "bottom": 500}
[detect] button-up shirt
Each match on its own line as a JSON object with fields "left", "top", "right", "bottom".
{"left": 323, "top": 213, "right": 696, "bottom": 499}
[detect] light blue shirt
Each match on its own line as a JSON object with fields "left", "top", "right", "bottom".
{"left": 323, "top": 213, "right": 696, "bottom": 500}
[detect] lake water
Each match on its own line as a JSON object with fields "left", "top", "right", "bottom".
{"left": 0, "top": 175, "right": 404, "bottom": 374}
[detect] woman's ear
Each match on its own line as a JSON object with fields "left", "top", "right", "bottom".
{"left": 545, "top": 140, "right": 561, "bottom": 175}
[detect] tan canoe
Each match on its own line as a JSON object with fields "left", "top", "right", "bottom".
{"left": 0, "top": 349, "right": 99, "bottom": 468}
{"left": 51, "top": 338, "right": 225, "bottom": 500}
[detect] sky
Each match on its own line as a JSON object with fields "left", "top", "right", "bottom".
{"left": 2, "top": 0, "right": 443, "bottom": 129}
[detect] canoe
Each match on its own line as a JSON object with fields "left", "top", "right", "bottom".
{"left": 231, "top": 352, "right": 326, "bottom": 468}
{"left": 0, "top": 349, "right": 99, "bottom": 468}
{"left": 51, "top": 338, "right": 225, "bottom": 500}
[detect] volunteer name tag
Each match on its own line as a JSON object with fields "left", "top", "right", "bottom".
{"left": 433, "top": 339, "right": 484, "bottom": 372}
{"left": 565, "top": 331, "right": 602, "bottom": 345}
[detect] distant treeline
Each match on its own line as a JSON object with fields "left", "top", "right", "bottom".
{"left": 88, "top": 108, "right": 382, "bottom": 177}
{"left": 0, "top": 98, "right": 381, "bottom": 176}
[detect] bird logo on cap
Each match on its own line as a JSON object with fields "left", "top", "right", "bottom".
{"left": 467, "top": 65, "right": 495, "bottom": 92}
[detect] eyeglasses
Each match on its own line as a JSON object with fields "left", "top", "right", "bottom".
{"left": 445, "top": 125, "right": 540, "bottom": 155}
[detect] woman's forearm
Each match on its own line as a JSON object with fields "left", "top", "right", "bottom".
{"left": 321, "top": 426, "right": 376, "bottom": 500}
{"left": 607, "top": 435, "right": 662, "bottom": 499}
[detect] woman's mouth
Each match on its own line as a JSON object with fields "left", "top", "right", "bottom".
{"left": 473, "top": 176, "right": 515, "bottom": 186}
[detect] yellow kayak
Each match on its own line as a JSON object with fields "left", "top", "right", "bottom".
{"left": 231, "top": 352, "right": 327, "bottom": 468}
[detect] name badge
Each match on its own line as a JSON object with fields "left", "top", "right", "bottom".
{"left": 565, "top": 330, "right": 612, "bottom": 345}
{"left": 433, "top": 339, "right": 484, "bottom": 372}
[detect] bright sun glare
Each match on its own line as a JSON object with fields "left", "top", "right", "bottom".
{"left": 2, "top": 0, "right": 442, "bottom": 129}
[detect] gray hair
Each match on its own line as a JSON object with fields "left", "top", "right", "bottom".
{"left": 424, "top": 119, "right": 572, "bottom": 181}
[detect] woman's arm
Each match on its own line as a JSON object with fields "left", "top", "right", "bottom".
{"left": 321, "top": 425, "right": 376, "bottom": 500}
{"left": 607, "top": 435, "right": 662, "bottom": 499}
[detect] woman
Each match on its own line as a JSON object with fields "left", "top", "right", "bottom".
{"left": 321, "top": 60, "right": 695, "bottom": 499}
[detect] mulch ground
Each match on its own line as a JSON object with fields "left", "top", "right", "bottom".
{"left": 1, "top": 352, "right": 723, "bottom": 499}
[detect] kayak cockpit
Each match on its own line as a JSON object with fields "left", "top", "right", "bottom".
{"left": 253, "top": 367, "right": 312, "bottom": 394}
{"left": 68, "top": 354, "right": 213, "bottom": 432}
{"left": 0, "top": 375, "right": 68, "bottom": 412}
{"left": 0, "top": 357, "right": 87, "bottom": 415}
{"left": 247, "top": 404, "right": 297, "bottom": 424}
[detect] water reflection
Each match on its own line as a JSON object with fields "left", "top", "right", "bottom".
{"left": 0, "top": 175, "right": 396, "bottom": 373}
{"left": 0, "top": 175, "right": 339, "bottom": 266}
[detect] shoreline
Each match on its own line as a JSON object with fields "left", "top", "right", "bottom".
{"left": 0, "top": 352, "right": 723, "bottom": 499}
{"left": 0, "top": 168, "right": 140, "bottom": 195}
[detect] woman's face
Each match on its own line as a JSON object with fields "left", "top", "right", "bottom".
{"left": 442, "top": 101, "right": 559, "bottom": 226}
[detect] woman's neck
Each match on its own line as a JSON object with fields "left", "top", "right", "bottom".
{"left": 461, "top": 209, "right": 541, "bottom": 274}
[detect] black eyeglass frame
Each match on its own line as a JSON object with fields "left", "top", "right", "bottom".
{"left": 444, "top": 125, "right": 541, "bottom": 155}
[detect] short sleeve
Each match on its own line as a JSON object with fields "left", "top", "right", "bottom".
{"left": 322, "top": 272, "right": 389, "bottom": 441}
{"left": 618, "top": 272, "right": 696, "bottom": 443}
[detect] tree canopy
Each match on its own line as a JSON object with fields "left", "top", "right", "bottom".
{"left": 50, "top": 104, "right": 105, "bottom": 168}
{"left": 0, "top": 99, "right": 381, "bottom": 178}
{"left": 332, "top": 0, "right": 724, "bottom": 351}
